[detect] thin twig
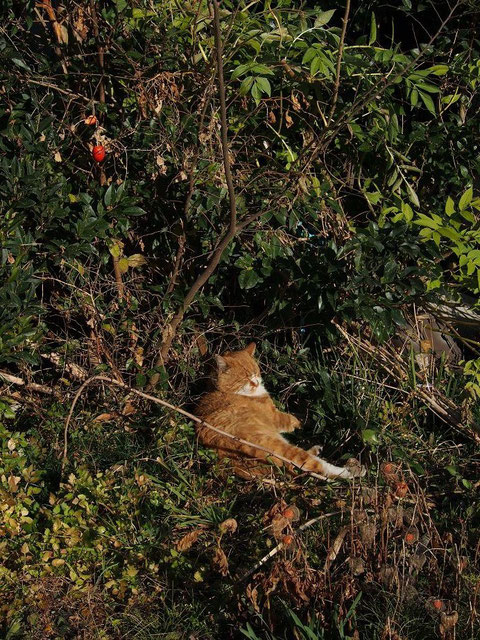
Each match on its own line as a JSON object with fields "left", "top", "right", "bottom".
{"left": 241, "top": 511, "right": 340, "bottom": 581}
{"left": 36, "top": 1, "right": 68, "bottom": 74}
{"left": 300, "top": 0, "right": 461, "bottom": 172}
{"left": 328, "top": 0, "right": 351, "bottom": 124}
{"left": 0, "top": 370, "right": 55, "bottom": 395}
{"left": 61, "top": 375, "right": 328, "bottom": 478}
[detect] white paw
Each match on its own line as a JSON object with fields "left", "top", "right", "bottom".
{"left": 308, "top": 445, "right": 323, "bottom": 456}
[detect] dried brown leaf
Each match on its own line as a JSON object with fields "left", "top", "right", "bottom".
{"left": 212, "top": 547, "right": 229, "bottom": 576}
{"left": 219, "top": 518, "right": 238, "bottom": 535}
{"left": 176, "top": 529, "right": 202, "bottom": 552}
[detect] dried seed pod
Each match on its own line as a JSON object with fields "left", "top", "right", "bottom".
{"left": 379, "top": 566, "right": 397, "bottom": 590}
{"left": 439, "top": 611, "right": 458, "bottom": 633}
{"left": 426, "top": 597, "right": 446, "bottom": 615}
{"left": 386, "top": 505, "right": 404, "bottom": 528}
{"left": 352, "top": 509, "right": 368, "bottom": 524}
{"left": 219, "top": 518, "right": 238, "bottom": 535}
{"left": 381, "top": 462, "right": 398, "bottom": 478}
{"left": 402, "top": 507, "right": 419, "bottom": 526}
{"left": 394, "top": 482, "right": 409, "bottom": 498}
{"left": 271, "top": 515, "right": 289, "bottom": 540}
{"left": 409, "top": 553, "right": 426, "bottom": 571}
{"left": 282, "top": 534, "right": 294, "bottom": 546}
{"left": 345, "top": 458, "right": 365, "bottom": 477}
{"left": 359, "top": 521, "right": 376, "bottom": 547}
{"left": 451, "top": 555, "right": 468, "bottom": 573}
{"left": 348, "top": 557, "right": 365, "bottom": 576}
{"left": 403, "top": 584, "right": 419, "bottom": 602}
{"left": 361, "top": 486, "right": 377, "bottom": 505}
{"left": 283, "top": 505, "right": 300, "bottom": 522}
{"left": 404, "top": 526, "right": 419, "bottom": 545}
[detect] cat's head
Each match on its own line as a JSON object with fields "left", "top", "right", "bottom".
{"left": 214, "top": 343, "right": 267, "bottom": 397}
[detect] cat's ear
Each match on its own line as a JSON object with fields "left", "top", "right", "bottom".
{"left": 215, "top": 354, "right": 228, "bottom": 372}
{"left": 245, "top": 342, "right": 256, "bottom": 355}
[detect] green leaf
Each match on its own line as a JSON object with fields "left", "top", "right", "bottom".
{"left": 414, "top": 214, "right": 439, "bottom": 230}
{"left": 410, "top": 89, "right": 418, "bottom": 107}
{"left": 366, "top": 191, "right": 382, "bottom": 205}
{"left": 428, "top": 64, "right": 449, "bottom": 75}
{"left": 251, "top": 81, "right": 262, "bottom": 103}
{"left": 104, "top": 183, "right": 114, "bottom": 207}
{"left": 419, "top": 91, "right": 435, "bottom": 115}
{"left": 239, "top": 76, "right": 254, "bottom": 96}
{"left": 458, "top": 186, "right": 473, "bottom": 211}
{"left": 445, "top": 465, "right": 459, "bottom": 477}
{"left": 118, "top": 257, "right": 129, "bottom": 273}
{"left": 415, "top": 83, "right": 440, "bottom": 94}
{"left": 406, "top": 183, "right": 420, "bottom": 207}
{"left": 238, "top": 269, "right": 261, "bottom": 290}
{"left": 314, "top": 9, "right": 335, "bottom": 27}
{"left": 362, "top": 429, "right": 380, "bottom": 445}
{"left": 445, "top": 196, "right": 455, "bottom": 216}
{"left": 438, "top": 227, "right": 461, "bottom": 242}
{"left": 302, "top": 47, "right": 316, "bottom": 64}
{"left": 441, "top": 93, "right": 460, "bottom": 106}
{"left": 122, "top": 206, "right": 146, "bottom": 216}
{"left": 12, "top": 58, "right": 31, "bottom": 72}
{"left": 256, "top": 76, "right": 271, "bottom": 96}
{"left": 231, "top": 63, "right": 250, "bottom": 81}
{"left": 401, "top": 201, "right": 413, "bottom": 222}
{"left": 136, "top": 373, "right": 147, "bottom": 387}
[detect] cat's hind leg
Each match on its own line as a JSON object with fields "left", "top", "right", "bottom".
{"left": 245, "top": 434, "right": 364, "bottom": 480}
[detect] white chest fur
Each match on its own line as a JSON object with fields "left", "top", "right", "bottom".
{"left": 235, "top": 376, "right": 268, "bottom": 398}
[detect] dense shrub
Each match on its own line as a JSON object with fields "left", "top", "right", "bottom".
{"left": 0, "top": 1, "right": 479, "bottom": 638}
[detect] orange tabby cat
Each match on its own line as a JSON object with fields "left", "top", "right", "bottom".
{"left": 196, "top": 343, "right": 365, "bottom": 480}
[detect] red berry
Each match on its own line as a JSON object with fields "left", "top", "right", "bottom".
{"left": 92, "top": 145, "right": 105, "bottom": 162}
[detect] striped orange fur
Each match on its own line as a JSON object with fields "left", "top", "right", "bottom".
{"left": 196, "top": 343, "right": 365, "bottom": 480}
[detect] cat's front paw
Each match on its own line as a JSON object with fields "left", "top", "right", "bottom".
{"left": 345, "top": 458, "right": 366, "bottom": 478}
{"left": 279, "top": 413, "right": 301, "bottom": 432}
{"left": 289, "top": 415, "right": 301, "bottom": 431}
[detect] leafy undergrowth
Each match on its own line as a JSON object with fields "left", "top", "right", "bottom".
{"left": 1, "top": 358, "right": 478, "bottom": 640}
